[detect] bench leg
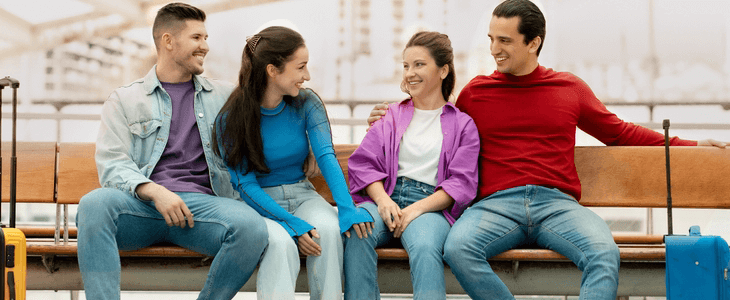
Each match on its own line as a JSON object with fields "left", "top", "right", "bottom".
{"left": 70, "top": 290, "right": 80, "bottom": 300}
{"left": 616, "top": 296, "right": 629, "bottom": 300}
{"left": 63, "top": 204, "right": 69, "bottom": 245}
{"left": 54, "top": 203, "right": 61, "bottom": 244}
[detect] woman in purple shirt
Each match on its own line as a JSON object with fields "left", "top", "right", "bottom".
{"left": 343, "top": 31, "right": 480, "bottom": 300}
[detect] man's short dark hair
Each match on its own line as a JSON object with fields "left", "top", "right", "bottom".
{"left": 152, "top": 2, "right": 206, "bottom": 50}
{"left": 493, "top": 0, "right": 546, "bottom": 56}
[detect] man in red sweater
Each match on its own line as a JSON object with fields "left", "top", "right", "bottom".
{"left": 368, "top": 0, "right": 724, "bottom": 299}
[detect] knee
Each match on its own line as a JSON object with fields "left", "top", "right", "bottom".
{"left": 584, "top": 241, "right": 620, "bottom": 270}
{"left": 311, "top": 218, "right": 341, "bottom": 240}
{"left": 229, "top": 215, "right": 268, "bottom": 246}
{"left": 443, "top": 241, "right": 459, "bottom": 265}
{"left": 344, "top": 230, "right": 376, "bottom": 252}
{"left": 264, "top": 223, "right": 297, "bottom": 256}
{"left": 407, "top": 239, "right": 443, "bottom": 260}
{"left": 77, "top": 188, "right": 126, "bottom": 226}
{"left": 443, "top": 233, "right": 469, "bottom": 264}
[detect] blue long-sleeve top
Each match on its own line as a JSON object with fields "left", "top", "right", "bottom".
{"left": 218, "top": 89, "right": 373, "bottom": 237}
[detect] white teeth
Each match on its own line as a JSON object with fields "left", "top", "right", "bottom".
{"left": 409, "top": 81, "right": 420, "bottom": 85}
{"left": 496, "top": 57, "right": 507, "bottom": 62}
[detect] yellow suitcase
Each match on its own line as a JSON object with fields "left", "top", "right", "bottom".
{"left": 1, "top": 76, "right": 26, "bottom": 300}
{"left": 0, "top": 228, "right": 26, "bottom": 300}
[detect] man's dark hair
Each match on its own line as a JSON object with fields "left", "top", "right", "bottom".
{"left": 152, "top": 2, "right": 206, "bottom": 50}
{"left": 493, "top": 0, "right": 546, "bottom": 56}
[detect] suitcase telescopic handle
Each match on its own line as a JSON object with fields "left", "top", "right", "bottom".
{"left": 0, "top": 76, "right": 20, "bottom": 228}
{"left": 663, "top": 119, "right": 673, "bottom": 236}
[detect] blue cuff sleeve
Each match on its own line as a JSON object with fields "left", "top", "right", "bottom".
{"left": 229, "top": 164, "right": 314, "bottom": 237}
{"left": 303, "top": 91, "right": 374, "bottom": 233}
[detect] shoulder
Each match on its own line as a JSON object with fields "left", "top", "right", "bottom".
{"left": 298, "top": 88, "right": 325, "bottom": 110}
{"left": 110, "top": 77, "right": 145, "bottom": 100}
{"left": 544, "top": 68, "right": 589, "bottom": 87}
{"left": 389, "top": 99, "right": 410, "bottom": 114}
{"left": 462, "top": 75, "right": 496, "bottom": 90}
{"left": 206, "top": 77, "right": 236, "bottom": 93}
{"left": 197, "top": 76, "right": 236, "bottom": 96}
{"left": 444, "top": 103, "right": 475, "bottom": 124}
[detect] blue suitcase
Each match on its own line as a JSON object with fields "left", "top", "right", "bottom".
{"left": 665, "top": 226, "right": 730, "bottom": 299}
{"left": 662, "top": 119, "right": 730, "bottom": 299}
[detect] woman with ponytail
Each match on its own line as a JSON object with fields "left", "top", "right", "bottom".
{"left": 213, "top": 26, "right": 373, "bottom": 299}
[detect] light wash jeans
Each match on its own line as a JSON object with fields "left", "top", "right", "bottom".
{"left": 443, "top": 185, "right": 620, "bottom": 300}
{"left": 344, "top": 177, "right": 451, "bottom": 300}
{"left": 256, "top": 179, "right": 343, "bottom": 300}
{"left": 76, "top": 188, "right": 268, "bottom": 300}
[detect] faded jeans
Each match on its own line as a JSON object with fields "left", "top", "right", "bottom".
{"left": 344, "top": 177, "right": 451, "bottom": 300}
{"left": 443, "top": 185, "right": 620, "bottom": 300}
{"left": 76, "top": 188, "right": 268, "bottom": 300}
{"left": 256, "top": 179, "right": 343, "bottom": 300}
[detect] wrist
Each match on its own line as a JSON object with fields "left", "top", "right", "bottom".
{"left": 371, "top": 195, "right": 392, "bottom": 206}
{"left": 137, "top": 182, "right": 168, "bottom": 202}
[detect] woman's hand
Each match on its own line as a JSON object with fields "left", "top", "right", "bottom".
{"left": 298, "top": 229, "right": 321, "bottom": 256}
{"left": 393, "top": 205, "right": 425, "bottom": 238}
{"left": 344, "top": 222, "right": 374, "bottom": 239}
{"left": 377, "top": 197, "right": 402, "bottom": 233}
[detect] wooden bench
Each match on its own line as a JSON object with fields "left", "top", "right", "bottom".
{"left": 5, "top": 142, "right": 730, "bottom": 296}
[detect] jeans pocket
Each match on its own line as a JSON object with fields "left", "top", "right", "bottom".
{"left": 302, "top": 179, "right": 316, "bottom": 191}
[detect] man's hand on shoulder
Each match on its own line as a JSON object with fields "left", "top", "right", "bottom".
{"left": 366, "top": 102, "right": 390, "bottom": 131}
{"left": 698, "top": 139, "right": 727, "bottom": 148}
{"left": 136, "top": 182, "right": 194, "bottom": 228}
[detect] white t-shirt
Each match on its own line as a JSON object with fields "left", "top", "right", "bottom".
{"left": 397, "top": 107, "right": 443, "bottom": 186}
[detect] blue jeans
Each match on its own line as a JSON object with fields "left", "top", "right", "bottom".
{"left": 256, "top": 179, "right": 343, "bottom": 300}
{"left": 76, "top": 188, "right": 268, "bottom": 300}
{"left": 344, "top": 177, "right": 451, "bottom": 300}
{"left": 443, "top": 185, "right": 620, "bottom": 300}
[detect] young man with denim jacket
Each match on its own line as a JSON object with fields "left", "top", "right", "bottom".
{"left": 75, "top": 3, "right": 268, "bottom": 299}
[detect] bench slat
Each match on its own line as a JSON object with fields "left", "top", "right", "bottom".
{"left": 27, "top": 242, "right": 665, "bottom": 262}
{"left": 57, "top": 143, "right": 100, "bottom": 204}
{"left": 18, "top": 226, "right": 666, "bottom": 246}
{"left": 577, "top": 146, "right": 730, "bottom": 208}
{"left": 1, "top": 142, "right": 56, "bottom": 203}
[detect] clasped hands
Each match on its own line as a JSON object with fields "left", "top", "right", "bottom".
{"left": 376, "top": 197, "right": 423, "bottom": 238}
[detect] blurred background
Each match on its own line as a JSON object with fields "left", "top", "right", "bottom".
{"left": 1, "top": 0, "right": 729, "bottom": 299}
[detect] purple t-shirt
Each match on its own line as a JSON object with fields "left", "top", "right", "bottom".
{"left": 150, "top": 80, "right": 213, "bottom": 195}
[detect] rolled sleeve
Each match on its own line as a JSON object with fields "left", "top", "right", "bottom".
{"left": 435, "top": 117, "right": 480, "bottom": 222}
{"left": 347, "top": 119, "right": 390, "bottom": 201}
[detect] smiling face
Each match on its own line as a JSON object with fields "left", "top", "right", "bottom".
{"left": 170, "top": 19, "right": 209, "bottom": 77}
{"left": 402, "top": 46, "right": 448, "bottom": 101}
{"left": 269, "top": 46, "right": 310, "bottom": 98}
{"left": 488, "top": 16, "right": 540, "bottom": 76}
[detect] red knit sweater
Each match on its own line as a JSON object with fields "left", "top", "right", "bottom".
{"left": 455, "top": 66, "right": 697, "bottom": 201}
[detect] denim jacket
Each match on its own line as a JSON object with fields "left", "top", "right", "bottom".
{"left": 95, "top": 66, "right": 236, "bottom": 199}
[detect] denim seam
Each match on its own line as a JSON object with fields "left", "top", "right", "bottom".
{"left": 538, "top": 224, "right": 587, "bottom": 265}
{"left": 478, "top": 224, "right": 522, "bottom": 256}
{"left": 116, "top": 210, "right": 162, "bottom": 222}
{"left": 199, "top": 222, "right": 234, "bottom": 300}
